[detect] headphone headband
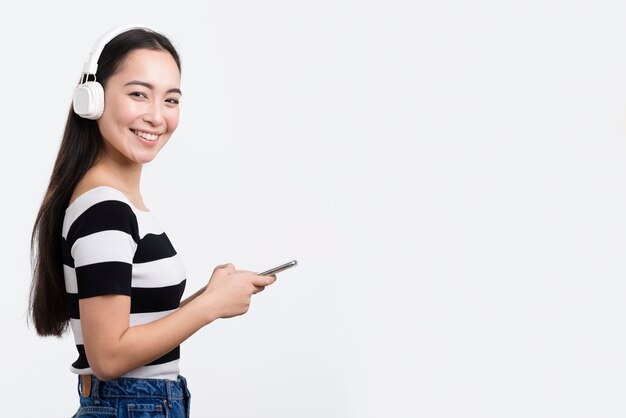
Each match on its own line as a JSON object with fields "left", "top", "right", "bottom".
{"left": 73, "top": 23, "right": 156, "bottom": 120}
{"left": 81, "top": 23, "right": 155, "bottom": 76}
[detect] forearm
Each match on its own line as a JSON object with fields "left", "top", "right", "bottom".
{"left": 81, "top": 265, "right": 274, "bottom": 381}
{"left": 179, "top": 285, "right": 207, "bottom": 308}
{"left": 84, "top": 293, "right": 219, "bottom": 380}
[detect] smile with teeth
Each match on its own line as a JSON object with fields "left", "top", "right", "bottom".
{"left": 131, "top": 129, "right": 161, "bottom": 142}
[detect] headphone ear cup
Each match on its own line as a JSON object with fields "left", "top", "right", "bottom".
{"left": 73, "top": 81, "right": 105, "bottom": 120}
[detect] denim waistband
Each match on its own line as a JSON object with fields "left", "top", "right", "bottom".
{"left": 78, "top": 374, "right": 189, "bottom": 402}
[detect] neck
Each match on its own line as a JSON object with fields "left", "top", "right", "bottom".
{"left": 93, "top": 148, "right": 143, "bottom": 195}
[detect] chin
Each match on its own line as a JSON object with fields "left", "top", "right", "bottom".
{"left": 135, "top": 155, "right": 160, "bottom": 164}
{"left": 125, "top": 150, "right": 159, "bottom": 165}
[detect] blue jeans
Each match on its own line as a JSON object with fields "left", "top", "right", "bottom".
{"left": 72, "top": 374, "right": 191, "bottom": 417}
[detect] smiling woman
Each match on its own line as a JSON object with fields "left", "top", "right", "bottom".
{"left": 28, "top": 25, "right": 276, "bottom": 418}
{"left": 96, "top": 51, "right": 182, "bottom": 167}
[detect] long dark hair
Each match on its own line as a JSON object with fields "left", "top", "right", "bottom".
{"left": 29, "top": 28, "right": 181, "bottom": 336}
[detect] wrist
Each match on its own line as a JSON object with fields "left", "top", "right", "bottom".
{"left": 198, "top": 289, "right": 221, "bottom": 325}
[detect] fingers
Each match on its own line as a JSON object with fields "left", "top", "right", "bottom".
{"left": 214, "top": 263, "right": 235, "bottom": 272}
{"left": 213, "top": 265, "right": 277, "bottom": 289}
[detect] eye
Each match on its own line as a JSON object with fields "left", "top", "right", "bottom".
{"left": 129, "top": 91, "right": 147, "bottom": 99}
{"left": 165, "top": 98, "right": 180, "bottom": 105}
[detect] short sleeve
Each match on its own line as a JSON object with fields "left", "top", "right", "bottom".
{"left": 66, "top": 200, "right": 140, "bottom": 299}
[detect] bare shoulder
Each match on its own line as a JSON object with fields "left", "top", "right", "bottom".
{"left": 68, "top": 168, "right": 148, "bottom": 211}
{"left": 69, "top": 170, "right": 114, "bottom": 206}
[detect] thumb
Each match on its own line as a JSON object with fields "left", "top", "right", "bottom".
{"left": 253, "top": 274, "right": 277, "bottom": 287}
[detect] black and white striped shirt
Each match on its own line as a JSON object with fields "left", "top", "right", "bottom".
{"left": 62, "top": 186, "right": 186, "bottom": 380}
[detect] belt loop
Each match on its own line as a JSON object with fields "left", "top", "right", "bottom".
{"left": 80, "top": 374, "right": 92, "bottom": 397}
{"left": 165, "top": 380, "right": 173, "bottom": 408}
{"left": 92, "top": 375, "right": 101, "bottom": 404}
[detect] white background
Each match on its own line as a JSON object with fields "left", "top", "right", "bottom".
{"left": 2, "top": 1, "right": 626, "bottom": 417}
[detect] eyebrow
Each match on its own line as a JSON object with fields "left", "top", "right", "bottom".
{"left": 124, "top": 80, "right": 182, "bottom": 96}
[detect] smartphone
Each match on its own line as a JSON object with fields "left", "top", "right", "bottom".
{"left": 258, "top": 260, "right": 298, "bottom": 276}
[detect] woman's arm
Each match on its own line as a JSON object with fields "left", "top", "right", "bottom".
{"left": 179, "top": 285, "right": 207, "bottom": 308}
{"left": 80, "top": 264, "right": 276, "bottom": 381}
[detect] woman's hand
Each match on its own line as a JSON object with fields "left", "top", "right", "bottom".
{"left": 201, "top": 263, "right": 277, "bottom": 319}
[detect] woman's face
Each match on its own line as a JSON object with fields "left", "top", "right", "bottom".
{"left": 97, "top": 48, "right": 181, "bottom": 166}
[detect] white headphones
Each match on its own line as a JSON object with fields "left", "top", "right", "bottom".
{"left": 72, "top": 24, "right": 155, "bottom": 120}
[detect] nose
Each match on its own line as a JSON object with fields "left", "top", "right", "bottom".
{"left": 142, "top": 101, "right": 164, "bottom": 126}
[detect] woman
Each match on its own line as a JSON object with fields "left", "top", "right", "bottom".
{"left": 29, "top": 25, "right": 276, "bottom": 417}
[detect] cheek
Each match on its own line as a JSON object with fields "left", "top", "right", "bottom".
{"left": 166, "top": 111, "right": 180, "bottom": 132}
{"left": 96, "top": 113, "right": 114, "bottom": 139}
{"left": 101, "top": 99, "right": 132, "bottom": 131}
